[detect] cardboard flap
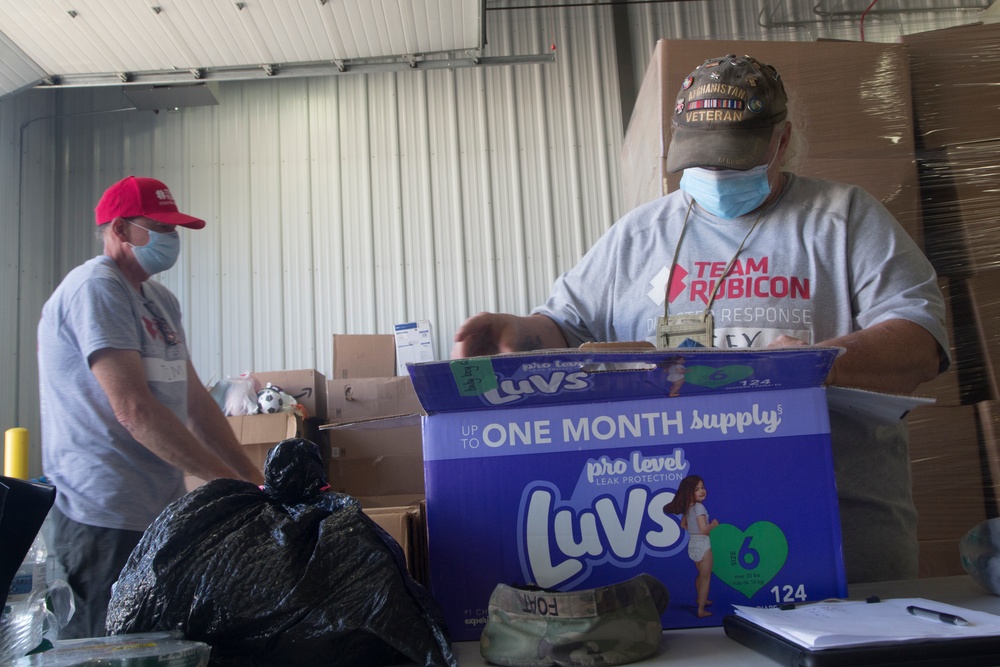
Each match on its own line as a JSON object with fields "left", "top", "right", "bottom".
{"left": 321, "top": 413, "right": 421, "bottom": 430}
{"left": 407, "top": 347, "right": 841, "bottom": 414}
{"left": 827, "top": 385, "right": 936, "bottom": 423}
{"left": 326, "top": 377, "right": 422, "bottom": 422}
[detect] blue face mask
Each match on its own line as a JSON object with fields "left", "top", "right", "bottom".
{"left": 127, "top": 221, "right": 181, "bottom": 275}
{"left": 679, "top": 163, "right": 772, "bottom": 219}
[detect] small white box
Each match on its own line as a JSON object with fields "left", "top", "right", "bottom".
{"left": 394, "top": 321, "right": 435, "bottom": 375}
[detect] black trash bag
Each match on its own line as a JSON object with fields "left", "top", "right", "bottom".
{"left": 106, "top": 438, "right": 457, "bottom": 667}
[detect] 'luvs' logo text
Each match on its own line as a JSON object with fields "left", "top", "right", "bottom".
{"left": 482, "top": 371, "right": 590, "bottom": 406}
{"left": 518, "top": 482, "right": 684, "bottom": 589}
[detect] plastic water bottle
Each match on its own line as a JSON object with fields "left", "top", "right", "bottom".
{"left": 0, "top": 533, "right": 48, "bottom": 662}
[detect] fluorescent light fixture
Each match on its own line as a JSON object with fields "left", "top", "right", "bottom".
{"left": 123, "top": 83, "right": 219, "bottom": 111}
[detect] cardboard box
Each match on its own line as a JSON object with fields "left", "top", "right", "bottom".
{"left": 919, "top": 142, "right": 1000, "bottom": 274}
{"left": 937, "top": 277, "right": 993, "bottom": 406}
{"left": 394, "top": 321, "right": 435, "bottom": 375}
{"left": 185, "top": 412, "right": 306, "bottom": 490}
{"left": 329, "top": 421, "right": 422, "bottom": 459}
{"left": 332, "top": 334, "right": 396, "bottom": 379}
{"left": 977, "top": 400, "right": 1000, "bottom": 512}
{"left": 226, "top": 412, "right": 304, "bottom": 470}
{"left": 227, "top": 412, "right": 304, "bottom": 445}
{"left": 410, "top": 348, "right": 849, "bottom": 639}
{"left": 621, "top": 39, "right": 924, "bottom": 247}
{"left": 907, "top": 405, "right": 989, "bottom": 542}
{"left": 913, "top": 278, "right": 962, "bottom": 406}
{"left": 902, "top": 22, "right": 1000, "bottom": 150}
{"left": 362, "top": 502, "right": 428, "bottom": 586}
{"left": 324, "top": 374, "right": 425, "bottom": 500}
{"left": 324, "top": 421, "right": 424, "bottom": 497}
{"left": 356, "top": 494, "right": 427, "bottom": 509}
{"left": 918, "top": 539, "right": 966, "bottom": 578}
{"left": 329, "top": 451, "right": 424, "bottom": 497}
{"left": 326, "top": 376, "right": 422, "bottom": 422}
{"left": 252, "top": 369, "right": 328, "bottom": 419}
{"left": 967, "top": 270, "right": 1000, "bottom": 401}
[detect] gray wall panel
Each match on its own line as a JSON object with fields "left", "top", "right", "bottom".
{"left": 1, "top": 89, "right": 56, "bottom": 476}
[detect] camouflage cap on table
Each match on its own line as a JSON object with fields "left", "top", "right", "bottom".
{"left": 479, "top": 573, "right": 669, "bottom": 667}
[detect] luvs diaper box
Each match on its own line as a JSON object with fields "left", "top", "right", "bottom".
{"left": 407, "top": 347, "right": 849, "bottom": 640}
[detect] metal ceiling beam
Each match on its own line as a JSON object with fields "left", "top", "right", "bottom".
{"left": 34, "top": 54, "right": 556, "bottom": 89}
{"left": 486, "top": 0, "right": 703, "bottom": 8}
{"left": 759, "top": 0, "right": 992, "bottom": 28}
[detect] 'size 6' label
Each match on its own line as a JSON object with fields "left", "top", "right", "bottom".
{"left": 710, "top": 521, "right": 788, "bottom": 598}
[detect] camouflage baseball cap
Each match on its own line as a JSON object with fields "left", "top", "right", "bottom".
{"left": 479, "top": 573, "right": 669, "bottom": 667}
{"left": 666, "top": 54, "right": 788, "bottom": 172}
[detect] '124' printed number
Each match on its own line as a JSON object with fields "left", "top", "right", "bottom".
{"left": 770, "top": 584, "right": 807, "bottom": 604}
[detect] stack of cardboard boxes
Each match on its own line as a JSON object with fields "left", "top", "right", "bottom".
{"left": 188, "top": 338, "right": 429, "bottom": 584}
{"left": 326, "top": 334, "right": 425, "bottom": 505}
{"left": 324, "top": 334, "right": 428, "bottom": 584}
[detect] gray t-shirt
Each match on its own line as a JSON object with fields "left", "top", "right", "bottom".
{"left": 38, "top": 256, "right": 188, "bottom": 532}
{"left": 534, "top": 174, "right": 950, "bottom": 583}
{"left": 536, "top": 174, "right": 948, "bottom": 354}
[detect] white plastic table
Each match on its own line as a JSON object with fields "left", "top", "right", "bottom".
{"left": 447, "top": 575, "right": 998, "bottom": 666}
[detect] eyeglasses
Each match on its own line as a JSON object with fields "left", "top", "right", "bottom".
{"left": 126, "top": 217, "right": 177, "bottom": 236}
{"left": 144, "top": 300, "right": 178, "bottom": 346}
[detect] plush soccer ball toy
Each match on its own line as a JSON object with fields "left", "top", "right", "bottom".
{"left": 256, "top": 384, "right": 286, "bottom": 414}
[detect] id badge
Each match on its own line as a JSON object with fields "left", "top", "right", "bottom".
{"left": 656, "top": 312, "right": 714, "bottom": 348}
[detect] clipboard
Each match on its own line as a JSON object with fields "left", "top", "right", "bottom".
{"left": 724, "top": 614, "right": 1000, "bottom": 667}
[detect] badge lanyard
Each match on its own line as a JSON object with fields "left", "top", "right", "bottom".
{"left": 655, "top": 197, "right": 768, "bottom": 348}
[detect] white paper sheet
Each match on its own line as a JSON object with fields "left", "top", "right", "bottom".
{"left": 732, "top": 598, "right": 1000, "bottom": 649}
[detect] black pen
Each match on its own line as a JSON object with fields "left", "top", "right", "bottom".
{"left": 906, "top": 605, "right": 971, "bottom": 626}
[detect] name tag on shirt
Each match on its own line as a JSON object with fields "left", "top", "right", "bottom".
{"left": 144, "top": 358, "right": 187, "bottom": 383}
{"left": 657, "top": 312, "right": 714, "bottom": 348}
{"left": 715, "top": 327, "right": 812, "bottom": 349}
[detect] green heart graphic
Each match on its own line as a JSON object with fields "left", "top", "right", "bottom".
{"left": 684, "top": 365, "right": 755, "bottom": 389}
{"left": 710, "top": 521, "right": 788, "bottom": 598}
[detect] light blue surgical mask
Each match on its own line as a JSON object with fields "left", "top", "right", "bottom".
{"left": 679, "top": 163, "right": 772, "bottom": 219}
{"left": 126, "top": 221, "right": 180, "bottom": 275}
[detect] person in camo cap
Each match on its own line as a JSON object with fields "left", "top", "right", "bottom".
{"left": 452, "top": 54, "right": 949, "bottom": 584}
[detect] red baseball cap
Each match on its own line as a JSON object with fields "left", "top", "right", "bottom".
{"left": 94, "top": 176, "right": 205, "bottom": 229}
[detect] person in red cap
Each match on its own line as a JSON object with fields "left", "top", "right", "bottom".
{"left": 37, "top": 176, "right": 265, "bottom": 639}
{"left": 451, "top": 55, "right": 950, "bottom": 585}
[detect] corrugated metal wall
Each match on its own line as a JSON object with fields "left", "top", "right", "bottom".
{"left": 1, "top": 88, "right": 57, "bottom": 477}
{"left": 1, "top": 1, "right": 981, "bottom": 476}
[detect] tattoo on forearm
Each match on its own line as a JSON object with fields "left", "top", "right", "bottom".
{"left": 518, "top": 335, "right": 544, "bottom": 351}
